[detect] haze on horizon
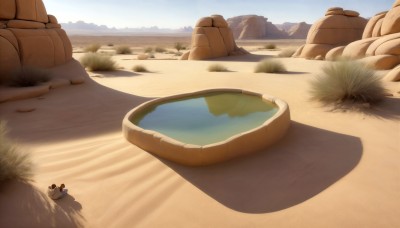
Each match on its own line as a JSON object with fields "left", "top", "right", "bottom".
{"left": 44, "top": 0, "right": 394, "bottom": 29}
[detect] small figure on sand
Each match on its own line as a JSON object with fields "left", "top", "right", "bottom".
{"left": 47, "top": 183, "right": 68, "bottom": 200}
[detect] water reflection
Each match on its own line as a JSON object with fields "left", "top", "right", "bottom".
{"left": 132, "top": 92, "right": 278, "bottom": 146}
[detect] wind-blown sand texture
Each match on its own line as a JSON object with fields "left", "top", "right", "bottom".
{"left": 0, "top": 46, "right": 399, "bottom": 227}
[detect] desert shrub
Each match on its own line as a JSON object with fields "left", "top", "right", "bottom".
{"left": 107, "top": 43, "right": 114, "bottom": 47}
{"left": 174, "top": 52, "right": 183, "bottom": 56}
{"left": 208, "top": 64, "right": 228, "bottom": 72}
{"left": 144, "top": 47, "right": 153, "bottom": 53}
{"left": 310, "top": 61, "right": 387, "bottom": 103}
{"left": 149, "top": 53, "right": 155, "bottom": 58}
{"left": 155, "top": 46, "right": 167, "bottom": 53}
{"left": 137, "top": 54, "right": 149, "bottom": 60}
{"left": 132, "top": 65, "right": 148, "bottom": 72}
{"left": 10, "top": 67, "right": 51, "bottom": 87}
{"left": 80, "top": 53, "right": 116, "bottom": 71}
{"left": 0, "top": 121, "right": 34, "bottom": 183}
{"left": 255, "top": 59, "right": 286, "bottom": 73}
{"left": 84, "top": 44, "right": 101, "bottom": 53}
{"left": 278, "top": 48, "right": 296, "bottom": 58}
{"left": 174, "top": 42, "right": 185, "bottom": 52}
{"left": 115, "top": 45, "right": 132, "bottom": 54}
{"left": 264, "top": 43, "right": 276, "bottom": 49}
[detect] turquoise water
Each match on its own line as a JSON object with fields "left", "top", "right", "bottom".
{"left": 131, "top": 92, "right": 279, "bottom": 146}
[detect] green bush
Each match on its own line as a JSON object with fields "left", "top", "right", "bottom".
{"left": 84, "top": 44, "right": 101, "bottom": 53}
{"left": 264, "top": 43, "right": 276, "bottom": 49}
{"left": 10, "top": 67, "right": 51, "bottom": 87}
{"left": 115, "top": 46, "right": 132, "bottom": 54}
{"left": 0, "top": 121, "right": 34, "bottom": 183}
{"left": 310, "top": 61, "right": 387, "bottom": 103}
{"left": 132, "top": 65, "right": 148, "bottom": 72}
{"left": 80, "top": 53, "right": 117, "bottom": 71}
{"left": 278, "top": 48, "right": 296, "bottom": 58}
{"left": 208, "top": 64, "right": 228, "bottom": 72}
{"left": 254, "top": 59, "right": 286, "bottom": 73}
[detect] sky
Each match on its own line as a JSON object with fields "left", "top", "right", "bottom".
{"left": 43, "top": 0, "right": 394, "bottom": 28}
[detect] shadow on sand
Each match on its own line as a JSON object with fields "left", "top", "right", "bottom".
{"left": 0, "top": 180, "right": 84, "bottom": 228}
{"left": 162, "top": 121, "right": 363, "bottom": 213}
{"left": 91, "top": 70, "right": 140, "bottom": 78}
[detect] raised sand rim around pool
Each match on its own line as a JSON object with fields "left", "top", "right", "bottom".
{"left": 123, "top": 89, "right": 291, "bottom": 166}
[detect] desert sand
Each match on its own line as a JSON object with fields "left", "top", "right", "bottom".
{"left": 0, "top": 39, "right": 399, "bottom": 227}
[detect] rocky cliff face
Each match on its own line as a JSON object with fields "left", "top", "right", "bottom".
{"left": 227, "top": 15, "right": 310, "bottom": 40}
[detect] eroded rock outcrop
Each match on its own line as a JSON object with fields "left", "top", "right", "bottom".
{"left": 181, "top": 15, "right": 248, "bottom": 60}
{"left": 0, "top": 0, "right": 73, "bottom": 85}
{"left": 293, "top": 7, "right": 367, "bottom": 59}
{"left": 325, "top": 0, "right": 400, "bottom": 71}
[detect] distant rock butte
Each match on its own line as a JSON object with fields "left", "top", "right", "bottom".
{"left": 0, "top": 0, "right": 79, "bottom": 85}
{"left": 181, "top": 15, "right": 248, "bottom": 60}
{"left": 227, "top": 15, "right": 311, "bottom": 39}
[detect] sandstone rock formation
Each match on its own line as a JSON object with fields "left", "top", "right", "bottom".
{"left": 181, "top": 15, "right": 248, "bottom": 60}
{"left": 324, "top": 0, "right": 400, "bottom": 71}
{"left": 226, "top": 15, "right": 309, "bottom": 39}
{"left": 0, "top": 0, "right": 73, "bottom": 85}
{"left": 287, "top": 22, "right": 312, "bottom": 39}
{"left": 293, "top": 7, "right": 367, "bottom": 59}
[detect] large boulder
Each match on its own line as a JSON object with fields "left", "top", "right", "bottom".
{"left": 326, "top": 0, "right": 400, "bottom": 71}
{"left": 0, "top": 0, "right": 72, "bottom": 85}
{"left": 182, "top": 15, "right": 248, "bottom": 60}
{"left": 294, "top": 7, "right": 367, "bottom": 59}
{"left": 362, "top": 11, "right": 388, "bottom": 38}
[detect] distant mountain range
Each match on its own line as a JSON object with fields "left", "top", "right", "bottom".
{"left": 61, "top": 21, "right": 193, "bottom": 35}
{"left": 61, "top": 18, "right": 310, "bottom": 39}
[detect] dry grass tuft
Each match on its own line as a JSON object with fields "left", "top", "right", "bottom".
{"left": 255, "top": 59, "right": 286, "bottom": 73}
{"left": 155, "top": 46, "right": 167, "bottom": 53}
{"left": 115, "top": 46, "right": 132, "bottom": 54}
{"left": 0, "top": 121, "right": 34, "bottom": 183}
{"left": 264, "top": 43, "right": 277, "bottom": 49}
{"left": 278, "top": 48, "right": 296, "bottom": 58}
{"left": 132, "top": 65, "right": 148, "bottom": 72}
{"left": 310, "top": 60, "right": 387, "bottom": 104}
{"left": 208, "top": 64, "right": 228, "bottom": 72}
{"left": 80, "top": 53, "right": 117, "bottom": 71}
{"left": 137, "top": 54, "right": 149, "bottom": 60}
{"left": 144, "top": 47, "right": 153, "bottom": 53}
{"left": 10, "top": 67, "right": 51, "bottom": 87}
{"left": 84, "top": 44, "right": 101, "bottom": 53}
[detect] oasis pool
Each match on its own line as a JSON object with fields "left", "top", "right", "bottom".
{"left": 123, "top": 89, "right": 290, "bottom": 166}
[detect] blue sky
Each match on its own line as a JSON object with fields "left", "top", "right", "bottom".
{"left": 43, "top": 0, "right": 394, "bottom": 28}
